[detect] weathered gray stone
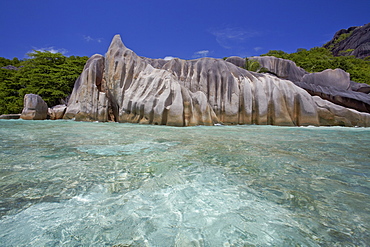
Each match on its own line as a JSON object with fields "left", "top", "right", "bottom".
{"left": 48, "top": 104, "right": 67, "bottom": 120}
{"left": 349, "top": 81, "right": 370, "bottom": 93}
{"left": 294, "top": 80, "right": 370, "bottom": 113}
{"left": 225, "top": 56, "right": 245, "bottom": 68}
{"left": 20, "top": 94, "right": 48, "bottom": 120}
{"left": 63, "top": 54, "right": 108, "bottom": 121}
{"left": 248, "top": 56, "right": 308, "bottom": 82}
{"left": 302, "top": 68, "right": 351, "bottom": 90}
{"left": 314, "top": 96, "right": 370, "bottom": 126}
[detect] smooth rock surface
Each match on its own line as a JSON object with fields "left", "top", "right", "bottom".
{"left": 248, "top": 56, "right": 308, "bottom": 82}
{"left": 314, "top": 96, "right": 370, "bottom": 126}
{"left": 302, "top": 68, "right": 351, "bottom": 90}
{"left": 20, "top": 94, "right": 48, "bottom": 120}
{"left": 295, "top": 80, "right": 370, "bottom": 113}
{"left": 225, "top": 56, "right": 245, "bottom": 68}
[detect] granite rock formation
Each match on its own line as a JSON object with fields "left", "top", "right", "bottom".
{"left": 61, "top": 35, "right": 370, "bottom": 127}
{"left": 48, "top": 105, "right": 67, "bottom": 120}
{"left": 228, "top": 56, "right": 308, "bottom": 82}
{"left": 20, "top": 94, "right": 48, "bottom": 120}
{"left": 297, "top": 69, "right": 370, "bottom": 113}
{"left": 63, "top": 54, "right": 108, "bottom": 122}
{"left": 324, "top": 23, "right": 370, "bottom": 59}
{"left": 227, "top": 56, "right": 370, "bottom": 114}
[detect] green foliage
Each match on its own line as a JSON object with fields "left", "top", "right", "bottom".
{"left": 334, "top": 31, "right": 353, "bottom": 44}
{"left": 0, "top": 51, "right": 88, "bottom": 114}
{"left": 262, "top": 47, "right": 370, "bottom": 84}
{"left": 245, "top": 58, "right": 261, "bottom": 72}
{"left": 339, "top": 49, "right": 354, "bottom": 56}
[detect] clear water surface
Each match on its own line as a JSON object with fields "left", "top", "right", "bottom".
{"left": 0, "top": 120, "right": 369, "bottom": 246}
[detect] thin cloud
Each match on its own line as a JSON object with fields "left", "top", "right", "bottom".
{"left": 254, "top": 47, "right": 263, "bottom": 52}
{"left": 83, "top": 35, "right": 103, "bottom": 43}
{"left": 193, "top": 50, "right": 210, "bottom": 58}
{"left": 30, "top": 46, "right": 68, "bottom": 55}
{"left": 210, "top": 27, "right": 260, "bottom": 49}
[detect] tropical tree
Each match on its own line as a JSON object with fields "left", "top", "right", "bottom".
{"left": 0, "top": 51, "right": 88, "bottom": 114}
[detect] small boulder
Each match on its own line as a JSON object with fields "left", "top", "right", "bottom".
{"left": 49, "top": 104, "right": 67, "bottom": 120}
{"left": 20, "top": 94, "right": 48, "bottom": 120}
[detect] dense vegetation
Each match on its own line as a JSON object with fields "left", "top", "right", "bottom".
{"left": 0, "top": 51, "right": 88, "bottom": 114}
{"left": 261, "top": 47, "right": 370, "bottom": 84}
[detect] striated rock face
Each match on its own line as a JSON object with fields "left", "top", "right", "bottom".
{"left": 63, "top": 35, "right": 370, "bottom": 127}
{"left": 324, "top": 23, "right": 370, "bottom": 59}
{"left": 313, "top": 96, "right": 370, "bottom": 126}
{"left": 296, "top": 69, "right": 370, "bottom": 113}
{"left": 63, "top": 54, "right": 108, "bottom": 122}
{"left": 228, "top": 55, "right": 370, "bottom": 114}
{"left": 20, "top": 94, "right": 48, "bottom": 120}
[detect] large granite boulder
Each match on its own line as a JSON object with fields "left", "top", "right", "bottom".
{"left": 20, "top": 94, "right": 48, "bottom": 120}
{"left": 301, "top": 68, "right": 350, "bottom": 90}
{"left": 294, "top": 69, "right": 370, "bottom": 113}
{"left": 62, "top": 35, "right": 370, "bottom": 127}
{"left": 63, "top": 54, "right": 108, "bottom": 122}
{"left": 313, "top": 96, "right": 370, "bottom": 126}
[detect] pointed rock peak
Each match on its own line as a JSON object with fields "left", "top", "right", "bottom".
{"left": 108, "top": 34, "right": 126, "bottom": 51}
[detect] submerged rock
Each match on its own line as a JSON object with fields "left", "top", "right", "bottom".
{"left": 20, "top": 94, "right": 48, "bottom": 120}
{"left": 62, "top": 35, "right": 370, "bottom": 127}
{"left": 0, "top": 114, "right": 21, "bottom": 119}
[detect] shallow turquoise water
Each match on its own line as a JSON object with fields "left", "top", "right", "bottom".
{"left": 0, "top": 120, "right": 369, "bottom": 246}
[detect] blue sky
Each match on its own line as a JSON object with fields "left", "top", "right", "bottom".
{"left": 0, "top": 0, "right": 369, "bottom": 60}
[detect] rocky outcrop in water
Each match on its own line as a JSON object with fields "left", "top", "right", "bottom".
{"left": 296, "top": 69, "right": 370, "bottom": 113}
{"left": 20, "top": 94, "right": 48, "bottom": 120}
{"left": 226, "top": 56, "right": 370, "bottom": 114}
{"left": 324, "top": 23, "right": 370, "bottom": 59}
{"left": 61, "top": 35, "right": 370, "bottom": 127}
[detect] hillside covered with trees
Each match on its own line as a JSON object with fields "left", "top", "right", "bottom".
{"left": 0, "top": 52, "right": 88, "bottom": 114}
